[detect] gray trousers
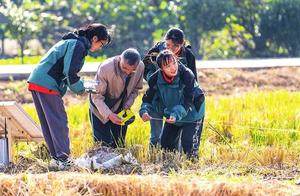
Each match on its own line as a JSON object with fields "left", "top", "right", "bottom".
{"left": 31, "top": 91, "right": 70, "bottom": 160}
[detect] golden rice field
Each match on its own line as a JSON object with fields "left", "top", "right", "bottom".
{"left": 1, "top": 173, "right": 299, "bottom": 195}
{"left": 22, "top": 90, "right": 300, "bottom": 163}
{"left": 1, "top": 90, "right": 300, "bottom": 195}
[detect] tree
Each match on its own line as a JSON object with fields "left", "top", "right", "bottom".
{"left": 178, "top": 0, "right": 235, "bottom": 59}
{"left": 202, "top": 16, "right": 254, "bottom": 59}
{"left": 260, "top": 0, "right": 300, "bottom": 57}
{"left": 0, "top": 13, "right": 9, "bottom": 57}
{"left": 1, "top": 0, "right": 65, "bottom": 60}
{"left": 69, "top": 0, "right": 179, "bottom": 57}
{"left": 0, "top": 0, "right": 39, "bottom": 63}
{"left": 231, "top": 0, "right": 269, "bottom": 57}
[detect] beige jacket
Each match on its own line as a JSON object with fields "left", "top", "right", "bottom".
{"left": 90, "top": 56, "right": 144, "bottom": 123}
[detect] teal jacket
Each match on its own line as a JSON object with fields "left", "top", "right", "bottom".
{"left": 140, "top": 65, "right": 205, "bottom": 125}
{"left": 28, "top": 33, "right": 90, "bottom": 96}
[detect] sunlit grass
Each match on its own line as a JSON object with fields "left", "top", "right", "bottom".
{"left": 20, "top": 90, "right": 300, "bottom": 166}
{"left": 0, "top": 55, "right": 106, "bottom": 65}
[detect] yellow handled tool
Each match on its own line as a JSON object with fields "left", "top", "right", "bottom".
{"left": 117, "top": 109, "right": 135, "bottom": 125}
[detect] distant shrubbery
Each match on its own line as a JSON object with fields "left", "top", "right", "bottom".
{"left": 1, "top": 0, "right": 300, "bottom": 63}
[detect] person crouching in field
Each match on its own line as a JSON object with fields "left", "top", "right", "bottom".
{"left": 89, "top": 48, "right": 144, "bottom": 148}
{"left": 139, "top": 50, "right": 205, "bottom": 159}
{"left": 142, "top": 28, "right": 197, "bottom": 146}
{"left": 27, "top": 23, "right": 111, "bottom": 170}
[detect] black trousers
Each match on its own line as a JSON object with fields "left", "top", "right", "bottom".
{"left": 160, "top": 118, "right": 204, "bottom": 158}
{"left": 89, "top": 109, "right": 128, "bottom": 148}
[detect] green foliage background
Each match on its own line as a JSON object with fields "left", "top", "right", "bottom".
{"left": 1, "top": 0, "right": 300, "bottom": 63}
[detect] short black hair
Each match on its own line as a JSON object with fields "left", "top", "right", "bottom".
{"left": 164, "top": 28, "right": 185, "bottom": 45}
{"left": 121, "top": 48, "right": 141, "bottom": 66}
{"left": 156, "top": 50, "right": 176, "bottom": 68}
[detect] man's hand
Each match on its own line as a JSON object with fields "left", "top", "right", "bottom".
{"left": 141, "top": 113, "right": 151, "bottom": 122}
{"left": 108, "top": 113, "right": 123, "bottom": 125}
{"left": 166, "top": 116, "right": 176, "bottom": 124}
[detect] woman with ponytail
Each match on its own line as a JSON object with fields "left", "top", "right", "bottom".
{"left": 28, "top": 23, "right": 111, "bottom": 170}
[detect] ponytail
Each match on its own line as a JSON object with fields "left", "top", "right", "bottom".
{"left": 74, "top": 29, "right": 87, "bottom": 37}
{"left": 74, "top": 23, "right": 111, "bottom": 44}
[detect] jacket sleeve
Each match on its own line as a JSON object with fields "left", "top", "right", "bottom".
{"left": 139, "top": 101, "right": 154, "bottom": 118}
{"left": 139, "top": 97, "right": 154, "bottom": 118}
{"left": 180, "top": 65, "right": 196, "bottom": 112}
{"left": 167, "top": 66, "right": 195, "bottom": 121}
{"left": 142, "top": 42, "right": 162, "bottom": 81}
{"left": 170, "top": 105, "right": 188, "bottom": 121}
{"left": 63, "top": 40, "right": 86, "bottom": 94}
{"left": 124, "top": 63, "right": 145, "bottom": 109}
{"left": 91, "top": 66, "right": 113, "bottom": 120}
{"left": 139, "top": 72, "right": 158, "bottom": 117}
{"left": 185, "top": 46, "right": 198, "bottom": 82}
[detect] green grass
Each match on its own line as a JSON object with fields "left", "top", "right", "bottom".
{"left": 20, "top": 90, "right": 300, "bottom": 167}
{"left": 0, "top": 55, "right": 106, "bottom": 65}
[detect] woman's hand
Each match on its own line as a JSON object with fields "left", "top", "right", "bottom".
{"left": 166, "top": 116, "right": 176, "bottom": 124}
{"left": 142, "top": 113, "right": 151, "bottom": 122}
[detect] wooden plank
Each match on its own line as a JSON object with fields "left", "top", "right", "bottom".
{"left": 0, "top": 101, "right": 43, "bottom": 142}
{"left": 7, "top": 124, "right": 13, "bottom": 162}
{"left": 0, "top": 117, "right": 4, "bottom": 131}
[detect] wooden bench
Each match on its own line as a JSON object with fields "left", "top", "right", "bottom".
{"left": 0, "top": 101, "right": 43, "bottom": 163}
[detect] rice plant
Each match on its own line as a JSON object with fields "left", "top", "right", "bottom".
{"left": 18, "top": 90, "right": 300, "bottom": 168}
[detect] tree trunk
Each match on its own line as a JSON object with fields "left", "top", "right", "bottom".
{"left": 189, "top": 31, "right": 202, "bottom": 59}
{"left": 1, "top": 35, "right": 4, "bottom": 57}
{"left": 19, "top": 41, "right": 25, "bottom": 64}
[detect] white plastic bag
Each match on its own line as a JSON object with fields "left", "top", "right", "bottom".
{"left": 83, "top": 79, "right": 99, "bottom": 93}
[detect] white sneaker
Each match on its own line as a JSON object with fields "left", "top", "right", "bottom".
{"left": 48, "top": 158, "right": 59, "bottom": 171}
{"left": 49, "top": 157, "right": 74, "bottom": 171}
{"left": 57, "top": 158, "right": 74, "bottom": 171}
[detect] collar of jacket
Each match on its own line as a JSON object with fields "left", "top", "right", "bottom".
{"left": 62, "top": 32, "right": 91, "bottom": 51}
{"left": 158, "top": 70, "right": 180, "bottom": 85}
{"left": 113, "top": 56, "right": 122, "bottom": 77}
{"left": 177, "top": 46, "right": 186, "bottom": 58}
{"left": 78, "top": 36, "right": 91, "bottom": 51}
{"left": 162, "top": 71, "right": 175, "bottom": 84}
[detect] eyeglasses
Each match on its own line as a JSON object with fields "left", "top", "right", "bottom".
{"left": 99, "top": 40, "right": 106, "bottom": 48}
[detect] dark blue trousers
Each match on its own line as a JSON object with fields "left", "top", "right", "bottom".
{"left": 160, "top": 118, "right": 204, "bottom": 158}
{"left": 31, "top": 91, "right": 70, "bottom": 160}
{"left": 89, "top": 110, "right": 128, "bottom": 148}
